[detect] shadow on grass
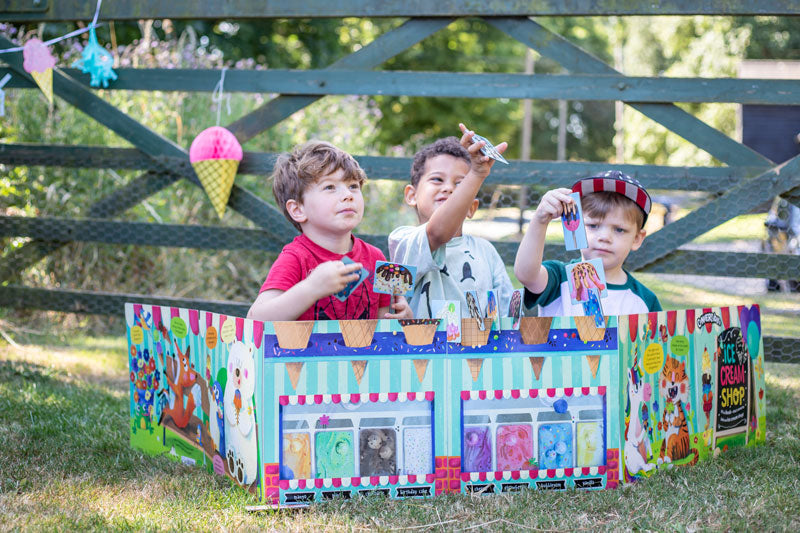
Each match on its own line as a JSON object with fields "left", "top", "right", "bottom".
{"left": 1, "top": 355, "right": 799, "bottom": 531}
{"left": 0, "top": 358, "right": 230, "bottom": 493}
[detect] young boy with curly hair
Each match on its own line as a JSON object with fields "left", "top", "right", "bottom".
{"left": 389, "top": 124, "right": 513, "bottom": 318}
{"left": 248, "top": 141, "right": 411, "bottom": 321}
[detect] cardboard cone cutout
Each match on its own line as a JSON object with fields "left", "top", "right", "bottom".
{"left": 399, "top": 319, "right": 440, "bottom": 346}
{"left": 285, "top": 362, "right": 304, "bottom": 390}
{"left": 413, "top": 359, "right": 429, "bottom": 383}
{"left": 189, "top": 126, "right": 243, "bottom": 218}
{"left": 519, "top": 317, "right": 552, "bottom": 345}
{"left": 467, "top": 358, "right": 484, "bottom": 382}
{"left": 351, "top": 360, "right": 367, "bottom": 385}
{"left": 23, "top": 38, "right": 55, "bottom": 107}
{"left": 339, "top": 320, "right": 377, "bottom": 348}
{"left": 574, "top": 316, "right": 606, "bottom": 342}
{"left": 273, "top": 321, "right": 314, "bottom": 350}
{"left": 529, "top": 357, "right": 544, "bottom": 381}
{"left": 586, "top": 355, "right": 600, "bottom": 379}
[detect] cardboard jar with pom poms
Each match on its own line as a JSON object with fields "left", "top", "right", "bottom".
{"left": 189, "top": 126, "right": 243, "bottom": 218}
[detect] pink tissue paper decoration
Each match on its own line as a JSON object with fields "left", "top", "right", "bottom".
{"left": 23, "top": 38, "right": 56, "bottom": 106}
{"left": 189, "top": 126, "right": 244, "bottom": 218}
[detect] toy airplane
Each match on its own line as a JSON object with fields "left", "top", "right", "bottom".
{"left": 470, "top": 133, "right": 509, "bottom": 165}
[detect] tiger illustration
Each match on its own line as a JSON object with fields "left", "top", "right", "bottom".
{"left": 657, "top": 356, "right": 699, "bottom": 466}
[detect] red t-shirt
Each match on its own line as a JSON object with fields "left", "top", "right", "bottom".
{"left": 260, "top": 234, "right": 391, "bottom": 321}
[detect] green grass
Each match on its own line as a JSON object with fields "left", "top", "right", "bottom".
{"left": 1, "top": 333, "right": 799, "bottom": 531}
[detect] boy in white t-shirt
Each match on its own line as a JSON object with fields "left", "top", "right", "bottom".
{"left": 515, "top": 170, "right": 661, "bottom": 317}
{"left": 389, "top": 125, "right": 513, "bottom": 318}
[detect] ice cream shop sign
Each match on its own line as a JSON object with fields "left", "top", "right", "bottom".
{"left": 125, "top": 303, "right": 766, "bottom": 506}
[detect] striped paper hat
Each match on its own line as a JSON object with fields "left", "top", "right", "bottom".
{"left": 572, "top": 170, "right": 651, "bottom": 226}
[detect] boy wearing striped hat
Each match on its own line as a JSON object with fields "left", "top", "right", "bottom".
{"left": 514, "top": 170, "right": 661, "bottom": 317}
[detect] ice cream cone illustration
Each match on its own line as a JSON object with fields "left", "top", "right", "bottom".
{"left": 285, "top": 362, "right": 304, "bottom": 390}
{"left": 273, "top": 321, "right": 314, "bottom": 350}
{"left": 189, "top": 126, "right": 243, "bottom": 218}
{"left": 574, "top": 316, "right": 606, "bottom": 342}
{"left": 413, "top": 359, "right": 429, "bottom": 383}
{"left": 234, "top": 388, "right": 242, "bottom": 424}
{"left": 586, "top": 355, "right": 600, "bottom": 378}
{"left": 23, "top": 38, "right": 56, "bottom": 107}
{"left": 399, "top": 319, "right": 440, "bottom": 346}
{"left": 351, "top": 360, "right": 367, "bottom": 385}
{"left": 529, "top": 357, "right": 544, "bottom": 381}
{"left": 466, "top": 358, "right": 484, "bottom": 382}
{"left": 519, "top": 316, "right": 553, "bottom": 345}
{"left": 339, "top": 319, "right": 377, "bottom": 348}
{"left": 460, "top": 318, "right": 493, "bottom": 347}
{"left": 563, "top": 203, "right": 580, "bottom": 248}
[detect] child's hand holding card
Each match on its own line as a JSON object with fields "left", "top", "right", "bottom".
{"left": 334, "top": 257, "right": 369, "bottom": 301}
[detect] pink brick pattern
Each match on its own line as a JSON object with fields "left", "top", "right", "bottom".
{"left": 605, "top": 449, "right": 619, "bottom": 489}
{"left": 434, "top": 456, "right": 462, "bottom": 494}
{"left": 263, "top": 463, "right": 281, "bottom": 504}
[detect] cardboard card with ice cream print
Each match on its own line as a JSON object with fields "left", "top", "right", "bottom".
{"left": 373, "top": 261, "right": 417, "bottom": 298}
{"left": 432, "top": 300, "right": 461, "bottom": 343}
{"left": 565, "top": 258, "right": 607, "bottom": 305}
{"left": 562, "top": 192, "right": 588, "bottom": 251}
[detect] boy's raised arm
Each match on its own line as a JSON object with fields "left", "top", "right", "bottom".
{"left": 426, "top": 123, "right": 507, "bottom": 251}
{"left": 514, "top": 188, "right": 574, "bottom": 294}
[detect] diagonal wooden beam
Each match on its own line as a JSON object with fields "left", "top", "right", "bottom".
{"left": 227, "top": 17, "right": 452, "bottom": 141}
{"left": 0, "top": 34, "right": 296, "bottom": 280}
{"left": 0, "top": 19, "right": 450, "bottom": 282}
{"left": 628, "top": 154, "right": 800, "bottom": 270}
{"left": 489, "top": 17, "right": 773, "bottom": 169}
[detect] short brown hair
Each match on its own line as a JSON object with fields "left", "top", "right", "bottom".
{"left": 581, "top": 191, "right": 645, "bottom": 229}
{"left": 272, "top": 141, "right": 366, "bottom": 231}
{"left": 410, "top": 136, "right": 470, "bottom": 187}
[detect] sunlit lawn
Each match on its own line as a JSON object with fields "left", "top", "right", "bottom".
{"left": 0, "top": 333, "right": 798, "bottom": 531}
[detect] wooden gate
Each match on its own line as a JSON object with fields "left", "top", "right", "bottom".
{"left": 1, "top": 2, "right": 799, "bottom": 361}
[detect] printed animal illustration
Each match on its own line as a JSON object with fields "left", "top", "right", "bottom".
{"left": 224, "top": 341, "right": 258, "bottom": 487}
{"left": 657, "top": 356, "right": 699, "bottom": 466}
{"left": 162, "top": 340, "right": 202, "bottom": 429}
{"left": 208, "top": 380, "right": 225, "bottom": 456}
{"left": 624, "top": 357, "right": 656, "bottom": 478}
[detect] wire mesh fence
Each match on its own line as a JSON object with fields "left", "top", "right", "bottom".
{"left": 1, "top": 174, "right": 798, "bottom": 363}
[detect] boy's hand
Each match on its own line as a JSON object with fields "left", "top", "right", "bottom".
{"left": 307, "top": 260, "right": 363, "bottom": 298}
{"left": 534, "top": 188, "right": 575, "bottom": 225}
{"left": 459, "top": 123, "right": 507, "bottom": 181}
{"left": 382, "top": 295, "right": 413, "bottom": 319}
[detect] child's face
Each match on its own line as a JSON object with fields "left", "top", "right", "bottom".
{"left": 288, "top": 168, "right": 364, "bottom": 238}
{"left": 582, "top": 205, "right": 645, "bottom": 276}
{"left": 404, "top": 154, "right": 472, "bottom": 223}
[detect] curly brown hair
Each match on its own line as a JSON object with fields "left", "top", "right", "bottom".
{"left": 271, "top": 140, "right": 366, "bottom": 232}
{"left": 410, "top": 136, "right": 470, "bottom": 187}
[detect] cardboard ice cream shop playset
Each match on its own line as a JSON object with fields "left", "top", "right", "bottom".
{"left": 126, "top": 300, "right": 766, "bottom": 505}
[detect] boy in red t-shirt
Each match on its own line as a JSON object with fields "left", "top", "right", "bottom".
{"left": 248, "top": 141, "right": 412, "bottom": 321}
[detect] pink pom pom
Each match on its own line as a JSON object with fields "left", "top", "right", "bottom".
{"left": 189, "top": 126, "right": 243, "bottom": 163}
{"left": 23, "top": 38, "right": 56, "bottom": 73}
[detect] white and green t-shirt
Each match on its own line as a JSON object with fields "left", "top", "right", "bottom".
{"left": 389, "top": 224, "right": 513, "bottom": 319}
{"left": 524, "top": 259, "right": 661, "bottom": 317}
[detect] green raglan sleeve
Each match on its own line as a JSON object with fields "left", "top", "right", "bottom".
{"left": 523, "top": 260, "right": 567, "bottom": 311}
